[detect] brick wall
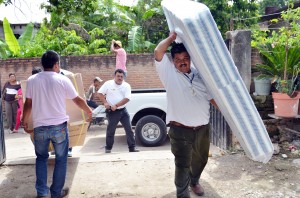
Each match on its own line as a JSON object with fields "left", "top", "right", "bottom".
{"left": 251, "top": 48, "right": 263, "bottom": 68}
{"left": 1, "top": 50, "right": 262, "bottom": 92}
{"left": 0, "top": 54, "right": 163, "bottom": 92}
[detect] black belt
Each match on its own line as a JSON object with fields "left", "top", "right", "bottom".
{"left": 106, "top": 107, "right": 125, "bottom": 113}
{"left": 115, "top": 107, "right": 125, "bottom": 111}
{"left": 169, "top": 121, "right": 205, "bottom": 130}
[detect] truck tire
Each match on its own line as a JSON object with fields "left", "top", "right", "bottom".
{"left": 135, "top": 115, "right": 167, "bottom": 147}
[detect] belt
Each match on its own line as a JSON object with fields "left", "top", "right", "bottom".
{"left": 115, "top": 107, "right": 125, "bottom": 111}
{"left": 169, "top": 121, "right": 205, "bottom": 131}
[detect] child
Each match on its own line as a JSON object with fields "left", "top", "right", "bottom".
{"left": 13, "top": 88, "right": 23, "bottom": 133}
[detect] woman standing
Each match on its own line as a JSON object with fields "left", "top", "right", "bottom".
{"left": 2, "top": 73, "right": 21, "bottom": 133}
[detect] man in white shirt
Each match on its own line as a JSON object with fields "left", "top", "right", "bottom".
{"left": 154, "top": 32, "right": 218, "bottom": 197}
{"left": 22, "top": 50, "right": 92, "bottom": 198}
{"left": 98, "top": 69, "right": 139, "bottom": 153}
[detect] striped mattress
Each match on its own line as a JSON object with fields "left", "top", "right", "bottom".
{"left": 161, "top": 0, "right": 273, "bottom": 163}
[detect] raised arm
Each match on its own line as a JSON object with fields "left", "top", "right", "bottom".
{"left": 110, "top": 39, "right": 117, "bottom": 53}
{"left": 154, "top": 32, "right": 177, "bottom": 62}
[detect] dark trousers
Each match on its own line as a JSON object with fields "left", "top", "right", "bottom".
{"left": 105, "top": 108, "right": 136, "bottom": 150}
{"left": 87, "top": 100, "right": 98, "bottom": 109}
{"left": 168, "top": 124, "right": 210, "bottom": 198}
{"left": 5, "top": 100, "right": 18, "bottom": 130}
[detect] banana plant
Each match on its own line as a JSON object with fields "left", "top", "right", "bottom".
{"left": 3, "top": 17, "right": 20, "bottom": 56}
{"left": 2, "top": 17, "right": 34, "bottom": 57}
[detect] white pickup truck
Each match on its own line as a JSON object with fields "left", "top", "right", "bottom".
{"left": 90, "top": 89, "right": 168, "bottom": 147}
{"left": 127, "top": 89, "right": 167, "bottom": 147}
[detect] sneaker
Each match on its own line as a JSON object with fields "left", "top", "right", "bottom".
{"left": 105, "top": 148, "right": 111, "bottom": 153}
{"left": 50, "top": 151, "right": 55, "bottom": 155}
{"left": 68, "top": 150, "right": 72, "bottom": 157}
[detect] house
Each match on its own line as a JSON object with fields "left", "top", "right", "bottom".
{"left": 0, "top": 20, "right": 40, "bottom": 40}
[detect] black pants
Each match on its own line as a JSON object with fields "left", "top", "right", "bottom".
{"left": 105, "top": 108, "right": 136, "bottom": 150}
{"left": 168, "top": 124, "right": 210, "bottom": 198}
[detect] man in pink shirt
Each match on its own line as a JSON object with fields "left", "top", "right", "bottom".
{"left": 111, "top": 39, "right": 127, "bottom": 77}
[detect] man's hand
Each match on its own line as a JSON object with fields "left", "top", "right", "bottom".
{"left": 104, "top": 102, "right": 110, "bottom": 109}
{"left": 86, "top": 112, "right": 93, "bottom": 122}
{"left": 21, "top": 120, "right": 33, "bottom": 134}
{"left": 111, "top": 105, "right": 117, "bottom": 111}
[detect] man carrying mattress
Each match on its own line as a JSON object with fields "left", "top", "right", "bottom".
{"left": 154, "top": 32, "right": 218, "bottom": 197}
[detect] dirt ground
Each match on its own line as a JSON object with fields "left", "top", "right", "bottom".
{"left": 0, "top": 125, "right": 299, "bottom": 198}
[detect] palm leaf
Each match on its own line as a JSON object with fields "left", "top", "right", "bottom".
{"left": 18, "top": 23, "right": 34, "bottom": 48}
{"left": 3, "top": 17, "right": 20, "bottom": 56}
{"left": 127, "top": 26, "right": 142, "bottom": 53}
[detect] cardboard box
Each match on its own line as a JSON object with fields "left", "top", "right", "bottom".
{"left": 22, "top": 73, "right": 88, "bottom": 151}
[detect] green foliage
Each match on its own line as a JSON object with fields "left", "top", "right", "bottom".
{"left": 257, "top": 0, "right": 286, "bottom": 15}
{"left": 88, "top": 39, "right": 107, "bottom": 54}
{"left": 252, "top": 3, "right": 300, "bottom": 96}
{"left": 197, "top": 0, "right": 258, "bottom": 37}
{"left": 3, "top": 17, "right": 20, "bottom": 56}
{"left": 0, "top": 39, "right": 10, "bottom": 59}
{"left": 18, "top": 23, "right": 34, "bottom": 48}
{"left": 42, "top": 0, "right": 98, "bottom": 28}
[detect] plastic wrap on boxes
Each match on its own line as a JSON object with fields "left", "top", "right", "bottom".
{"left": 161, "top": 0, "right": 273, "bottom": 163}
{"left": 21, "top": 73, "right": 88, "bottom": 151}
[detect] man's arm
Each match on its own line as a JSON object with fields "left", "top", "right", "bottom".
{"left": 210, "top": 99, "right": 219, "bottom": 110}
{"left": 21, "top": 98, "right": 33, "bottom": 133}
{"left": 110, "top": 39, "right": 117, "bottom": 53}
{"left": 111, "top": 98, "right": 129, "bottom": 111}
{"left": 72, "top": 96, "right": 93, "bottom": 121}
{"left": 98, "top": 93, "right": 110, "bottom": 109}
{"left": 154, "top": 32, "right": 177, "bottom": 62}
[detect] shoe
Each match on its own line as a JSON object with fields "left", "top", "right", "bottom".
{"left": 68, "top": 151, "right": 72, "bottom": 157}
{"left": 129, "top": 148, "right": 140, "bottom": 152}
{"left": 13, "top": 129, "right": 18, "bottom": 133}
{"left": 36, "top": 195, "right": 48, "bottom": 198}
{"left": 59, "top": 187, "right": 69, "bottom": 198}
{"left": 190, "top": 183, "right": 204, "bottom": 196}
{"left": 105, "top": 148, "right": 111, "bottom": 153}
{"left": 50, "top": 151, "right": 55, "bottom": 155}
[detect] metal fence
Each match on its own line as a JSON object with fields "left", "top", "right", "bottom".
{"left": 210, "top": 105, "right": 232, "bottom": 150}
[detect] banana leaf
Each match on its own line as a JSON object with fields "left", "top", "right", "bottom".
{"left": 0, "top": 40, "right": 9, "bottom": 59}
{"left": 18, "top": 22, "right": 34, "bottom": 49}
{"left": 127, "top": 26, "right": 142, "bottom": 53}
{"left": 3, "top": 17, "right": 20, "bottom": 56}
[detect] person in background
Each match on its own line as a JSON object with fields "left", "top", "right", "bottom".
{"left": 98, "top": 69, "right": 139, "bottom": 153}
{"left": 2, "top": 73, "right": 21, "bottom": 133}
{"left": 86, "top": 77, "right": 103, "bottom": 109}
{"left": 22, "top": 50, "right": 92, "bottom": 198}
{"left": 14, "top": 67, "right": 43, "bottom": 133}
{"left": 154, "top": 32, "right": 218, "bottom": 197}
{"left": 111, "top": 39, "right": 127, "bottom": 77}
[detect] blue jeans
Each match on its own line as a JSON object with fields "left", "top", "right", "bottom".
{"left": 105, "top": 108, "right": 136, "bottom": 150}
{"left": 34, "top": 122, "right": 69, "bottom": 198}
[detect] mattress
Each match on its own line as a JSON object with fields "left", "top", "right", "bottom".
{"left": 161, "top": 0, "right": 273, "bottom": 163}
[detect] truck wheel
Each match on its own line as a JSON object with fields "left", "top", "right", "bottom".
{"left": 135, "top": 115, "right": 167, "bottom": 147}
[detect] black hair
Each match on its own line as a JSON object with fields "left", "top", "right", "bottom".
{"left": 41, "top": 50, "right": 60, "bottom": 69}
{"left": 32, "top": 67, "right": 43, "bottom": 75}
{"left": 8, "top": 73, "right": 15, "bottom": 77}
{"left": 114, "top": 43, "right": 120, "bottom": 48}
{"left": 114, "top": 69, "right": 125, "bottom": 75}
{"left": 170, "top": 43, "right": 188, "bottom": 59}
